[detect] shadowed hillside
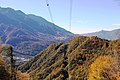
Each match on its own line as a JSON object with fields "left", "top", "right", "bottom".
{"left": 0, "top": 7, "right": 74, "bottom": 58}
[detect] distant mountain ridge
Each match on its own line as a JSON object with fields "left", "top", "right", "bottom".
{"left": 0, "top": 7, "right": 72, "bottom": 36}
{"left": 81, "top": 29, "right": 120, "bottom": 40}
{"left": 0, "top": 7, "right": 74, "bottom": 58}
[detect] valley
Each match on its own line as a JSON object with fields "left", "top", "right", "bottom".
{"left": 0, "top": 4, "right": 120, "bottom": 80}
{"left": 0, "top": 7, "right": 74, "bottom": 64}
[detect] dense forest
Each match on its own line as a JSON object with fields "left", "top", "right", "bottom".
{"left": 0, "top": 36, "right": 120, "bottom": 80}
{"left": 17, "top": 36, "right": 120, "bottom": 80}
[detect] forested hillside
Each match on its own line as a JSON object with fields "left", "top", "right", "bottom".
{"left": 0, "top": 7, "right": 73, "bottom": 57}
{"left": 19, "top": 36, "right": 120, "bottom": 80}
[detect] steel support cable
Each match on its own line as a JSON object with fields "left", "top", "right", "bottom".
{"left": 45, "top": 0, "right": 54, "bottom": 23}
{"left": 69, "top": 0, "right": 73, "bottom": 30}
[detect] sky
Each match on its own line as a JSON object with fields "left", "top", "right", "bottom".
{"left": 0, "top": 0, "right": 120, "bottom": 34}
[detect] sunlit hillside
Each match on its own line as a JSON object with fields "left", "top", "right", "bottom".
{"left": 19, "top": 36, "right": 120, "bottom": 80}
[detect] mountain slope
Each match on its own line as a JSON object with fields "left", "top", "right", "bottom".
{"left": 81, "top": 29, "right": 120, "bottom": 40}
{"left": 18, "top": 36, "right": 120, "bottom": 80}
{"left": 0, "top": 7, "right": 73, "bottom": 57}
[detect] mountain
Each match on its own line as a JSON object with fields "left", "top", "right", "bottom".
{"left": 18, "top": 36, "right": 120, "bottom": 80}
{"left": 0, "top": 7, "right": 74, "bottom": 59}
{"left": 80, "top": 29, "right": 120, "bottom": 40}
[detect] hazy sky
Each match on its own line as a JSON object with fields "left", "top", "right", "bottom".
{"left": 0, "top": 0, "right": 120, "bottom": 34}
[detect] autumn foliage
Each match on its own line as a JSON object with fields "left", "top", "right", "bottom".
{"left": 88, "top": 56, "right": 116, "bottom": 80}
{"left": 2, "top": 36, "right": 119, "bottom": 80}
{"left": 16, "top": 71, "right": 30, "bottom": 80}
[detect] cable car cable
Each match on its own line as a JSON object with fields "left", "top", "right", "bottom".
{"left": 69, "top": 0, "right": 73, "bottom": 30}
{"left": 45, "top": 0, "right": 54, "bottom": 23}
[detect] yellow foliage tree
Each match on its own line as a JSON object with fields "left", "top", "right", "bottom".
{"left": 88, "top": 55, "right": 119, "bottom": 80}
{"left": 16, "top": 71, "right": 30, "bottom": 80}
{"left": 0, "top": 58, "right": 5, "bottom": 65}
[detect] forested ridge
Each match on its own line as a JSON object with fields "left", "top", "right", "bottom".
{"left": 18, "top": 36, "right": 120, "bottom": 80}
